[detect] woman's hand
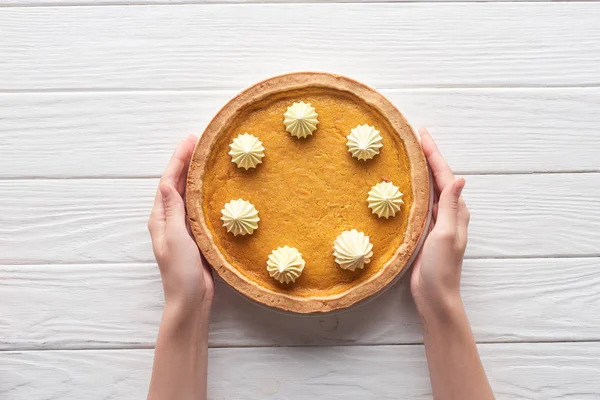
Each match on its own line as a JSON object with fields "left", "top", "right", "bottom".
{"left": 147, "top": 135, "right": 213, "bottom": 400}
{"left": 148, "top": 135, "right": 214, "bottom": 315}
{"left": 411, "top": 128, "right": 470, "bottom": 318}
{"left": 411, "top": 129, "right": 494, "bottom": 400}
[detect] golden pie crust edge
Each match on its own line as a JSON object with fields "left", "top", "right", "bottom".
{"left": 186, "top": 72, "right": 430, "bottom": 314}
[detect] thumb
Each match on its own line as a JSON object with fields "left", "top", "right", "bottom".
{"left": 159, "top": 183, "right": 187, "bottom": 231}
{"left": 435, "top": 178, "right": 465, "bottom": 235}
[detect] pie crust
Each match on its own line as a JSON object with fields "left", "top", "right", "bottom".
{"left": 186, "top": 72, "right": 430, "bottom": 313}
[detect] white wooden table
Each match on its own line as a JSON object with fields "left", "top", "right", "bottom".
{"left": 1, "top": 1, "right": 599, "bottom": 399}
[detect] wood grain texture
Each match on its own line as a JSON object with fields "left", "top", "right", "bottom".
{"left": 2, "top": 88, "right": 600, "bottom": 178}
{"left": 1, "top": 174, "right": 598, "bottom": 264}
{"left": 1, "top": 258, "right": 599, "bottom": 350}
{"left": 2, "top": 343, "right": 600, "bottom": 399}
{"left": 1, "top": 4, "right": 599, "bottom": 90}
{"left": 1, "top": 0, "right": 598, "bottom": 396}
{"left": 0, "top": 0, "right": 570, "bottom": 6}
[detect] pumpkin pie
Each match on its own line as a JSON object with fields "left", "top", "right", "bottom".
{"left": 186, "top": 72, "right": 430, "bottom": 313}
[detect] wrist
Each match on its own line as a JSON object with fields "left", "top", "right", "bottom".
{"left": 415, "top": 292, "right": 465, "bottom": 326}
{"left": 162, "top": 298, "right": 211, "bottom": 336}
{"left": 163, "top": 285, "right": 213, "bottom": 317}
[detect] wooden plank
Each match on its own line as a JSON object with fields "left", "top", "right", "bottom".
{"left": 1, "top": 4, "right": 599, "bottom": 90}
{"left": 1, "top": 258, "right": 599, "bottom": 350}
{"left": 0, "top": 0, "right": 568, "bottom": 6}
{"left": 2, "top": 88, "right": 600, "bottom": 178}
{"left": 1, "top": 174, "right": 598, "bottom": 264}
{"left": 465, "top": 173, "right": 600, "bottom": 258}
{"left": 1, "top": 343, "right": 599, "bottom": 399}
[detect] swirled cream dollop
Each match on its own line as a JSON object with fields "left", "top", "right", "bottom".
{"left": 346, "top": 124, "right": 383, "bottom": 161}
{"left": 283, "top": 101, "right": 319, "bottom": 139}
{"left": 220, "top": 199, "right": 260, "bottom": 236}
{"left": 333, "top": 229, "right": 374, "bottom": 271}
{"left": 367, "top": 181, "right": 404, "bottom": 219}
{"left": 266, "top": 246, "right": 305, "bottom": 284}
{"left": 228, "top": 133, "right": 265, "bottom": 170}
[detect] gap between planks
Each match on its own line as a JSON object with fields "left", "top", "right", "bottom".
{"left": 1, "top": 0, "right": 596, "bottom": 9}
{"left": 1, "top": 84, "right": 600, "bottom": 93}
{"left": 3, "top": 257, "right": 599, "bottom": 351}
{"left": 3, "top": 339, "right": 600, "bottom": 353}
{"left": 3, "top": 254, "right": 600, "bottom": 266}
{"left": 1, "top": 171, "right": 600, "bottom": 182}
{"left": 2, "top": 4, "right": 598, "bottom": 90}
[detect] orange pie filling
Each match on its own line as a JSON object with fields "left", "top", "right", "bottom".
{"left": 202, "top": 88, "right": 413, "bottom": 298}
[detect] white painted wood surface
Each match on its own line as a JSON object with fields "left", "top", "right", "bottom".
{"left": 1, "top": 174, "right": 598, "bottom": 264}
{"left": 1, "top": 257, "right": 599, "bottom": 350}
{"left": 1, "top": 4, "right": 599, "bottom": 90}
{"left": 2, "top": 343, "right": 600, "bottom": 399}
{"left": 2, "top": 89, "right": 600, "bottom": 178}
{"left": 0, "top": 0, "right": 568, "bottom": 6}
{"left": 2, "top": 1, "right": 600, "bottom": 398}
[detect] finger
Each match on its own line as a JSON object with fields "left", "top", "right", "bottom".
{"left": 200, "top": 253, "right": 215, "bottom": 294}
{"left": 161, "top": 135, "right": 197, "bottom": 196}
{"left": 159, "top": 183, "right": 188, "bottom": 235}
{"left": 410, "top": 249, "right": 423, "bottom": 275}
{"left": 456, "top": 179, "right": 470, "bottom": 227}
{"left": 148, "top": 191, "right": 166, "bottom": 244}
{"left": 147, "top": 205, "right": 165, "bottom": 244}
{"left": 458, "top": 202, "right": 470, "bottom": 228}
{"left": 150, "top": 135, "right": 197, "bottom": 225}
{"left": 201, "top": 253, "right": 213, "bottom": 276}
{"left": 428, "top": 187, "right": 440, "bottom": 224}
{"left": 457, "top": 186, "right": 471, "bottom": 247}
{"left": 185, "top": 217, "right": 194, "bottom": 237}
{"left": 419, "top": 128, "right": 455, "bottom": 194}
{"left": 177, "top": 135, "right": 198, "bottom": 197}
{"left": 435, "top": 178, "right": 465, "bottom": 237}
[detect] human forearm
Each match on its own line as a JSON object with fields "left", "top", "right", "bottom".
{"left": 147, "top": 303, "right": 211, "bottom": 400}
{"left": 412, "top": 130, "right": 494, "bottom": 400}
{"left": 146, "top": 137, "right": 215, "bottom": 400}
{"left": 419, "top": 299, "right": 494, "bottom": 400}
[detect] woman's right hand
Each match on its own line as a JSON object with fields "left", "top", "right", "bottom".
{"left": 148, "top": 135, "right": 214, "bottom": 315}
{"left": 410, "top": 128, "right": 471, "bottom": 318}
